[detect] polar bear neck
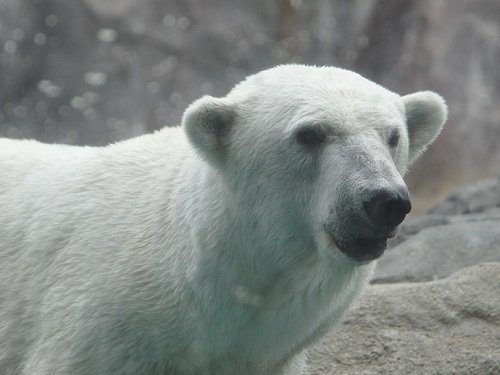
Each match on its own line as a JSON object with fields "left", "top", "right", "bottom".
{"left": 181, "top": 162, "right": 314, "bottom": 287}
{"left": 107, "top": 127, "right": 373, "bottom": 370}
{"left": 164, "top": 148, "right": 374, "bottom": 367}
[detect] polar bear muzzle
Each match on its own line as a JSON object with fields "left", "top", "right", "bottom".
{"left": 324, "top": 184, "right": 412, "bottom": 262}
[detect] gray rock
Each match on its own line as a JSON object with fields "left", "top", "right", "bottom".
{"left": 83, "top": 0, "right": 141, "bottom": 18}
{"left": 390, "top": 177, "right": 500, "bottom": 247}
{"left": 374, "top": 216, "right": 500, "bottom": 283}
{"left": 1, "top": 1, "right": 500, "bottom": 210}
{"left": 377, "top": 178, "right": 500, "bottom": 283}
{"left": 427, "top": 177, "right": 500, "bottom": 215}
{"left": 388, "top": 209, "right": 500, "bottom": 249}
{"left": 387, "top": 214, "right": 450, "bottom": 247}
{"left": 306, "top": 262, "right": 500, "bottom": 375}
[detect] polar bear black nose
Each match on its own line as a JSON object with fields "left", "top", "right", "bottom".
{"left": 363, "top": 187, "right": 412, "bottom": 229}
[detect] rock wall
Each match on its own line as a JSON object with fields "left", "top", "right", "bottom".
{"left": 307, "top": 263, "right": 500, "bottom": 375}
{"left": 1, "top": 0, "right": 499, "bottom": 207}
{"left": 375, "top": 177, "right": 500, "bottom": 283}
{"left": 1, "top": 2, "right": 499, "bottom": 368}
{"left": 308, "top": 177, "right": 500, "bottom": 374}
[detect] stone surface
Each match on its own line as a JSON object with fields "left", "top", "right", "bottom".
{"left": 83, "top": 0, "right": 140, "bottom": 18}
{"left": 375, "top": 177, "right": 500, "bottom": 283}
{"left": 374, "top": 217, "right": 500, "bottom": 283}
{"left": 1, "top": 0, "right": 499, "bottom": 208}
{"left": 307, "top": 263, "right": 500, "bottom": 375}
{"left": 316, "top": 179, "right": 500, "bottom": 372}
{"left": 1, "top": 3, "right": 499, "bottom": 370}
{"left": 427, "top": 177, "right": 500, "bottom": 215}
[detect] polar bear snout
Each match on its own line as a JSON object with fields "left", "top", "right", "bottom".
{"left": 324, "top": 185, "right": 412, "bottom": 262}
{"left": 362, "top": 186, "right": 411, "bottom": 230}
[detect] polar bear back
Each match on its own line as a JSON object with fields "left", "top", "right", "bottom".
{"left": 0, "top": 128, "right": 204, "bottom": 373}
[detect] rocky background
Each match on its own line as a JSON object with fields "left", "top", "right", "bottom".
{"left": 1, "top": 1, "right": 499, "bottom": 373}
{"left": 307, "top": 177, "right": 500, "bottom": 374}
{"left": 1, "top": 0, "right": 499, "bottom": 210}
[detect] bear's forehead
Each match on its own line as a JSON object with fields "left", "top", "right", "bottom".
{"left": 233, "top": 65, "right": 391, "bottom": 95}
{"left": 229, "top": 65, "right": 404, "bottom": 130}
{"left": 230, "top": 65, "right": 401, "bottom": 110}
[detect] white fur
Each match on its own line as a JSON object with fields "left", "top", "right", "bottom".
{"left": 0, "top": 65, "right": 447, "bottom": 374}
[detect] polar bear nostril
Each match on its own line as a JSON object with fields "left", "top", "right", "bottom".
{"left": 363, "top": 188, "right": 411, "bottom": 229}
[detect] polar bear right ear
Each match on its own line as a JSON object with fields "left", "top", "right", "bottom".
{"left": 403, "top": 91, "right": 448, "bottom": 165}
{"left": 182, "top": 95, "right": 236, "bottom": 166}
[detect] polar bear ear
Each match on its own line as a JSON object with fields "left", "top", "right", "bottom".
{"left": 403, "top": 91, "right": 448, "bottom": 164}
{"left": 182, "top": 95, "right": 236, "bottom": 166}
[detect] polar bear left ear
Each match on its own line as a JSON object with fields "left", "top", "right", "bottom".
{"left": 403, "top": 91, "right": 448, "bottom": 164}
{"left": 182, "top": 95, "right": 236, "bottom": 166}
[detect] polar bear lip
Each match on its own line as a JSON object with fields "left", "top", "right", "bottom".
{"left": 335, "top": 236, "right": 388, "bottom": 262}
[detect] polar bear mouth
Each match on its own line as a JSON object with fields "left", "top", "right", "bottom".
{"left": 333, "top": 236, "right": 389, "bottom": 262}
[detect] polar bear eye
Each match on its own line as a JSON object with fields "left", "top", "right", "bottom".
{"left": 388, "top": 129, "right": 400, "bottom": 148}
{"left": 295, "top": 127, "right": 327, "bottom": 147}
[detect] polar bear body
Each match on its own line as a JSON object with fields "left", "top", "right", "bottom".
{"left": 0, "top": 65, "right": 447, "bottom": 374}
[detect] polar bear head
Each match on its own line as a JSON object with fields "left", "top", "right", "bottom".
{"left": 183, "top": 65, "right": 447, "bottom": 263}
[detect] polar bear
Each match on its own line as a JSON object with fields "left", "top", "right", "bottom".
{"left": 0, "top": 65, "right": 447, "bottom": 374}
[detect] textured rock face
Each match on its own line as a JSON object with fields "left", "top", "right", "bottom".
{"left": 0, "top": 2, "right": 499, "bottom": 370}
{"left": 308, "top": 177, "right": 500, "bottom": 373}
{"left": 374, "top": 219, "right": 500, "bottom": 283}
{"left": 374, "top": 177, "right": 500, "bottom": 283}
{"left": 0, "top": 0, "right": 499, "bottom": 207}
{"left": 427, "top": 177, "right": 500, "bottom": 215}
{"left": 344, "top": 0, "right": 500, "bottom": 208}
{"left": 307, "top": 263, "right": 500, "bottom": 375}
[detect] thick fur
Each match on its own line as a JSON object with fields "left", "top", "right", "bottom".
{"left": 0, "top": 65, "right": 447, "bottom": 374}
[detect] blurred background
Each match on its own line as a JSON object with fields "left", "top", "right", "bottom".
{"left": 1, "top": 0, "right": 499, "bottom": 212}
